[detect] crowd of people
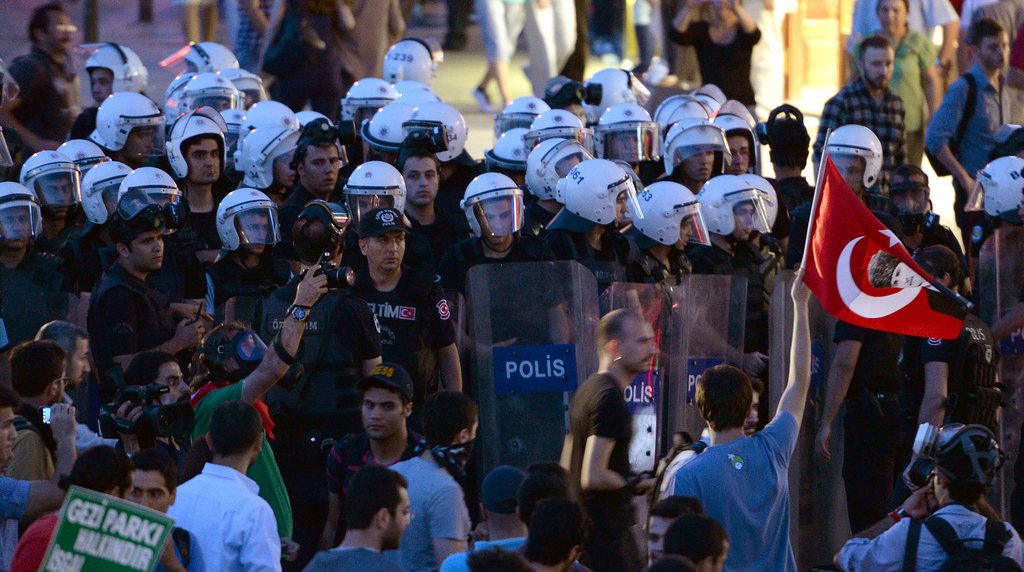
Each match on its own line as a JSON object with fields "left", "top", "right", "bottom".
{"left": 0, "top": 0, "right": 1021, "bottom": 570}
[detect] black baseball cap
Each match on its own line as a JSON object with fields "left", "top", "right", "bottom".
{"left": 357, "top": 362, "right": 414, "bottom": 403}
{"left": 359, "top": 207, "right": 410, "bottom": 238}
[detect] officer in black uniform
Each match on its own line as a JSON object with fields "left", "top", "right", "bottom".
{"left": 253, "top": 199, "right": 382, "bottom": 568}
{"left": 87, "top": 196, "right": 208, "bottom": 401}
{"left": 626, "top": 181, "right": 707, "bottom": 285}
{"left": 398, "top": 134, "right": 470, "bottom": 267}
{"left": 888, "top": 165, "right": 967, "bottom": 279}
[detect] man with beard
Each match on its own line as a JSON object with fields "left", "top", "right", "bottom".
{"left": 319, "top": 364, "right": 421, "bottom": 550}
{"left": 560, "top": 309, "right": 657, "bottom": 572}
{"left": 813, "top": 34, "right": 906, "bottom": 191}
{"left": 307, "top": 465, "right": 410, "bottom": 571}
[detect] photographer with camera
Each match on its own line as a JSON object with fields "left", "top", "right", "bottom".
{"left": 253, "top": 199, "right": 382, "bottom": 567}
{"left": 836, "top": 424, "right": 1022, "bottom": 570}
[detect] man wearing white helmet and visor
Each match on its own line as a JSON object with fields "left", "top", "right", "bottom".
{"left": 235, "top": 125, "right": 301, "bottom": 206}
{"left": 19, "top": 150, "right": 82, "bottom": 255}
{"left": 484, "top": 128, "right": 529, "bottom": 187}
{"left": 403, "top": 101, "right": 482, "bottom": 216}
{"left": 626, "top": 181, "right": 708, "bottom": 284}
{"left": 545, "top": 158, "right": 644, "bottom": 288}
{"left": 90, "top": 92, "right": 166, "bottom": 169}
{"left": 361, "top": 102, "right": 416, "bottom": 165}
{"left": 218, "top": 68, "right": 267, "bottom": 109}
{"left": 594, "top": 102, "right": 661, "bottom": 177}
{"left": 524, "top": 109, "right": 594, "bottom": 154}
{"left": 825, "top": 124, "right": 888, "bottom": 210}
{"left": 59, "top": 161, "right": 131, "bottom": 293}
{"left": 493, "top": 96, "right": 550, "bottom": 139}
{"left": 56, "top": 140, "right": 109, "bottom": 179}
{"left": 71, "top": 42, "right": 149, "bottom": 140}
{"left": 661, "top": 117, "right": 731, "bottom": 194}
{"left": 522, "top": 138, "right": 593, "bottom": 237}
{"left": 383, "top": 38, "right": 440, "bottom": 87}
{"left": 179, "top": 72, "right": 243, "bottom": 114}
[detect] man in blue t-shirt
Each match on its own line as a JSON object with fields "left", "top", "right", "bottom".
{"left": 673, "top": 273, "right": 812, "bottom": 572}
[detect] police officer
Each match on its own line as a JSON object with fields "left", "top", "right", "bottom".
{"left": 627, "top": 181, "right": 708, "bottom": 285}
{"left": 253, "top": 199, "right": 382, "bottom": 569}
{"left": 399, "top": 133, "right": 470, "bottom": 267}
{"left": 87, "top": 188, "right": 208, "bottom": 401}
{"left": 405, "top": 102, "right": 483, "bottom": 216}
{"left": 660, "top": 118, "right": 731, "bottom": 194}
{"left": 19, "top": 150, "right": 84, "bottom": 256}
{"left": 234, "top": 124, "right": 301, "bottom": 207}
{"left": 89, "top": 92, "right": 166, "bottom": 170}
{"left": 545, "top": 159, "right": 641, "bottom": 289}
{"left": 59, "top": 160, "right": 131, "bottom": 293}
{"left": 889, "top": 165, "right": 967, "bottom": 276}
{"left": 352, "top": 207, "right": 461, "bottom": 412}
{"left": 522, "top": 138, "right": 591, "bottom": 238}
{"left": 0, "top": 182, "right": 72, "bottom": 349}
{"left": 205, "top": 188, "right": 289, "bottom": 320}
{"left": 438, "top": 173, "right": 554, "bottom": 294}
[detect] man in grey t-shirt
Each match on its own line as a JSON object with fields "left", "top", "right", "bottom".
{"left": 673, "top": 274, "right": 813, "bottom": 572}
{"left": 305, "top": 465, "right": 409, "bottom": 572}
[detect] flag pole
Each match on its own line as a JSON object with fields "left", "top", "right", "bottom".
{"left": 798, "top": 129, "right": 831, "bottom": 273}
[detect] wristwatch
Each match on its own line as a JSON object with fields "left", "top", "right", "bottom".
{"left": 287, "top": 305, "right": 311, "bottom": 322}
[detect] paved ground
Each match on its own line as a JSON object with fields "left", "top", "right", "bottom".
{"left": 0, "top": 0, "right": 961, "bottom": 241}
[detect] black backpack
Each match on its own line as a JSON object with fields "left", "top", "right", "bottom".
{"left": 925, "top": 74, "right": 977, "bottom": 178}
{"left": 902, "top": 514, "right": 1023, "bottom": 571}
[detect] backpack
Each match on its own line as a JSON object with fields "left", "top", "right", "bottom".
{"left": 649, "top": 435, "right": 708, "bottom": 506}
{"left": 926, "top": 74, "right": 977, "bottom": 178}
{"left": 902, "top": 514, "right": 1023, "bottom": 571}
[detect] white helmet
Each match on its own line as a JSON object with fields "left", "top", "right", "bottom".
{"left": 19, "top": 151, "right": 82, "bottom": 208}
{"left": 693, "top": 84, "right": 726, "bottom": 117}
{"left": 552, "top": 158, "right": 644, "bottom": 227}
{"left": 220, "top": 108, "right": 247, "bottom": 170}
{"left": 216, "top": 188, "right": 280, "bottom": 250}
{"left": 361, "top": 102, "right": 416, "bottom": 154}
{"left": 81, "top": 160, "right": 131, "bottom": 225}
{"left": 494, "top": 96, "right": 550, "bottom": 138}
{"left": 83, "top": 42, "right": 148, "bottom": 93}
{"left": 0, "top": 182, "right": 42, "bottom": 242}
{"left": 296, "top": 110, "right": 329, "bottom": 128}
{"left": 166, "top": 107, "right": 228, "bottom": 179}
{"left": 91, "top": 92, "right": 166, "bottom": 154}
{"left": 382, "top": 38, "right": 439, "bottom": 86}
{"left": 343, "top": 161, "right": 407, "bottom": 226}
{"left": 653, "top": 94, "right": 710, "bottom": 132}
{"left": 738, "top": 174, "right": 778, "bottom": 228}
{"left": 524, "top": 109, "right": 593, "bottom": 153}
{"left": 715, "top": 110, "right": 759, "bottom": 173}
{"left": 183, "top": 42, "right": 239, "bottom": 74}
{"left": 967, "top": 156, "right": 1024, "bottom": 220}
{"left": 593, "top": 102, "right": 661, "bottom": 163}
{"left": 163, "top": 72, "right": 195, "bottom": 122}
{"left": 341, "top": 78, "right": 399, "bottom": 122}
{"left": 393, "top": 89, "right": 442, "bottom": 108}
{"left": 57, "top": 139, "right": 110, "bottom": 177}
{"left": 525, "top": 138, "right": 593, "bottom": 201}
{"left": 825, "top": 124, "right": 883, "bottom": 189}
{"left": 393, "top": 80, "right": 433, "bottom": 97}
{"left": 663, "top": 118, "right": 730, "bottom": 177}
{"left": 696, "top": 174, "right": 772, "bottom": 236}
{"left": 630, "top": 181, "right": 709, "bottom": 246}
{"left": 242, "top": 100, "right": 299, "bottom": 133}
{"left": 116, "top": 167, "right": 185, "bottom": 230}
{"left": 583, "top": 68, "right": 651, "bottom": 124}
{"left": 485, "top": 128, "right": 529, "bottom": 173}
{"left": 461, "top": 173, "right": 525, "bottom": 237}
{"left": 237, "top": 125, "right": 301, "bottom": 189}
{"left": 180, "top": 72, "right": 242, "bottom": 114}
{"left": 403, "top": 102, "right": 467, "bottom": 162}
{"left": 217, "top": 68, "right": 267, "bottom": 108}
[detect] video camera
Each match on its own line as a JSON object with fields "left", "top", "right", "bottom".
{"left": 99, "top": 383, "right": 194, "bottom": 440}
{"left": 302, "top": 117, "right": 360, "bottom": 148}
{"left": 402, "top": 122, "right": 450, "bottom": 155}
{"left": 545, "top": 78, "right": 603, "bottom": 108}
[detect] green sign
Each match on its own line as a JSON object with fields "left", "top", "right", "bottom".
{"left": 39, "top": 485, "right": 175, "bottom": 572}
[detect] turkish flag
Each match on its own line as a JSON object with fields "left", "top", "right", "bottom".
{"left": 802, "top": 158, "right": 965, "bottom": 339}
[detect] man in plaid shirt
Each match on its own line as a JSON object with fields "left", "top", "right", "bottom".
{"left": 813, "top": 34, "right": 907, "bottom": 191}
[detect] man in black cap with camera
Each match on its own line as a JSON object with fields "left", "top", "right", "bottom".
{"left": 352, "top": 208, "right": 461, "bottom": 420}
{"left": 319, "top": 362, "right": 421, "bottom": 550}
{"left": 88, "top": 207, "right": 208, "bottom": 401}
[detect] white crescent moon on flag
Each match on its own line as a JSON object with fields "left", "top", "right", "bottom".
{"left": 836, "top": 237, "right": 921, "bottom": 319}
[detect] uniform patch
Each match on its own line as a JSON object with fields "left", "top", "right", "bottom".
{"left": 436, "top": 299, "right": 450, "bottom": 320}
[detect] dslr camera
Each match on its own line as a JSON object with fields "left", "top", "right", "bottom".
{"left": 315, "top": 251, "right": 353, "bottom": 290}
{"left": 99, "top": 383, "right": 194, "bottom": 440}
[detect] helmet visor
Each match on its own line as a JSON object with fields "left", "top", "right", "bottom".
{"left": 602, "top": 124, "right": 661, "bottom": 163}
{"left": 234, "top": 207, "right": 280, "bottom": 246}
{"left": 125, "top": 124, "right": 167, "bottom": 159}
{"left": 34, "top": 171, "right": 82, "bottom": 207}
{"left": 346, "top": 194, "right": 398, "bottom": 226}
{"left": 553, "top": 150, "right": 592, "bottom": 179}
{"left": 0, "top": 128, "right": 13, "bottom": 168}
{"left": 495, "top": 114, "right": 535, "bottom": 137}
{"left": 965, "top": 179, "right": 986, "bottom": 212}
{"left": 0, "top": 203, "right": 41, "bottom": 240}
{"left": 612, "top": 177, "right": 644, "bottom": 221}
{"left": 192, "top": 93, "right": 242, "bottom": 112}
{"left": 681, "top": 203, "right": 710, "bottom": 246}
{"left": 525, "top": 128, "right": 594, "bottom": 155}
{"left": 240, "top": 87, "right": 267, "bottom": 109}
{"left": 726, "top": 189, "right": 771, "bottom": 234}
{"left": 96, "top": 179, "right": 126, "bottom": 217}
{"left": 470, "top": 194, "right": 524, "bottom": 237}
{"left": 117, "top": 187, "right": 162, "bottom": 220}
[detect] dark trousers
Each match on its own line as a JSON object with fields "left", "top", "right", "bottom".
{"left": 271, "top": 65, "right": 344, "bottom": 120}
{"left": 560, "top": 0, "right": 591, "bottom": 80}
{"left": 580, "top": 497, "right": 642, "bottom": 572}
{"left": 446, "top": 0, "right": 471, "bottom": 45}
{"left": 634, "top": 24, "right": 656, "bottom": 74}
{"left": 589, "top": 0, "right": 624, "bottom": 57}
{"left": 843, "top": 392, "right": 902, "bottom": 533}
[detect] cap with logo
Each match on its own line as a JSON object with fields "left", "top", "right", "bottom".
{"left": 357, "top": 362, "right": 415, "bottom": 403}
{"left": 359, "top": 207, "right": 410, "bottom": 238}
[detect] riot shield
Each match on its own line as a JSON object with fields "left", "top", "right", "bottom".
{"left": 768, "top": 270, "right": 849, "bottom": 570}
{"left": 978, "top": 226, "right": 1024, "bottom": 518}
{"left": 467, "top": 261, "right": 600, "bottom": 476}
{"left": 663, "top": 275, "right": 747, "bottom": 446}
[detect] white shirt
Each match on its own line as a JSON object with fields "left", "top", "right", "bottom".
{"left": 168, "top": 463, "right": 282, "bottom": 572}
{"left": 837, "top": 504, "right": 1024, "bottom": 571}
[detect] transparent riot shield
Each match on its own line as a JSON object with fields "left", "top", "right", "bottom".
{"left": 467, "top": 261, "right": 600, "bottom": 475}
{"left": 768, "top": 270, "right": 849, "bottom": 570}
{"left": 978, "top": 226, "right": 1024, "bottom": 518}
{"left": 663, "top": 275, "right": 748, "bottom": 446}
{"left": 600, "top": 283, "right": 674, "bottom": 474}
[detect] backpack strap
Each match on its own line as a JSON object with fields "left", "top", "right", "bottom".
{"left": 983, "top": 521, "right": 1013, "bottom": 556}
{"left": 924, "top": 516, "right": 968, "bottom": 558}
{"left": 953, "top": 74, "right": 977, "bottom": 149}
{"left": 172, "top": 527, "right": 190, "bottom": 567}
{"left": 903, "top": 518, "right": 923, "bottom": 572}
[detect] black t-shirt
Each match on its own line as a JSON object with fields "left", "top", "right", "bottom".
{"left": 668, "top": 23, "right": 762, "bottom": 106}
{"left": 9, "top": 47, "right": 79, "bottom": 148}
{"left": 70, "top": 106, "right": 98, "bottom": 141}
{"left": 569, "top": 373, "right": 633, "bottom": 508}
{"left": 437, "top": 235, "right": 555, "bottom": 295}
{"left": 523, "top": 201, "right": 557, "bottom": 238}
{"left": 188, "top": 209, "right": 220, "bottom": 252}
{"left": 834, "top": 320, "right": 904, "bottom": 395}
{"left": 408, "top": 208, "right": 470, "bottom": 268}
{"left": 276, "top": 186, "right": 320, "bottom": 262}
{"left": 436, "top": 155, "right": 485, "bottom": 216}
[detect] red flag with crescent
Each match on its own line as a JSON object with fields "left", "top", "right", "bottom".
{"left": 802, "top": 158, "right": 964, "bottom": 339}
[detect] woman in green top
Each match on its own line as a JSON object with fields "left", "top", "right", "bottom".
{"left": 873, "top": 0, "right": 942, "bottom": 166}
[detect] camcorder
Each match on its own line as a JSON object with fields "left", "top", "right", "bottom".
{"left": 99, "top": 383, "right": 194, "bottom": 442}
{"left": 302, "top": 117, "right": 360, "bottom": 148}
{"left": 403, "top": 122, "right": 450, "bottom": 154}
{"left": 546, "top": 79, "right": 603, "bottom": 108}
